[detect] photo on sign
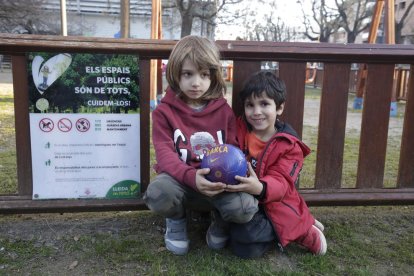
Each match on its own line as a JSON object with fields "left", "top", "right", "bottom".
{"left": 27, "top": 53, "right": 140, "bottom": 114}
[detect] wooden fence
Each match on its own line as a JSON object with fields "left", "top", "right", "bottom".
{"left": 0, "top": 34, "right": 414, "bottom": 213}
{"left": 307, "top": 65, "right": 411, "bottom": 100}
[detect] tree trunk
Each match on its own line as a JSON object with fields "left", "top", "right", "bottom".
{"left": 395, "top": 22, "right": 403, "bottom": 44}
{"left": 347, "top": 32, "right": 356, "bottom": 43}
{"left": 180, "top": 13, "right": 193, "bottom": 37}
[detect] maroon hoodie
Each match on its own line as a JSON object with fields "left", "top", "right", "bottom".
{"left": 152, "top": 87, "right": 237, "bottom": 191}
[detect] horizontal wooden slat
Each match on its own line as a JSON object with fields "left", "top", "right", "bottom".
{"left": 301, "top": 188, "right": 414, "bottom": 206}
{"left": 2, "top": 189, "right": 414, "bottom": 214}
{"left": 0, "top": 198, "right": 147, "bottom": 214}
{"left": 2, "top": 34, "right": 414, "bottom": 63}
{"left": 219, "top": 40, "right": 414, "bottom": 63}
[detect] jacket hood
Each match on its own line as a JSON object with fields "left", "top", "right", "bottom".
{"left": 160, "top": 87, "right": 229, "bottom": 117}
{"left": 237, "top": 117, "right": 311, "bottom": 157}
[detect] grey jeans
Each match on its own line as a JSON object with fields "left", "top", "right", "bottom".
{"left": 143, "top": 173, "right": 258, "bottom": 223}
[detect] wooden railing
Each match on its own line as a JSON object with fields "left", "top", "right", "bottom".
{"left": 306, "top": 65, "right": 411, "bottom": 100}
{"left": 1, "top": 34, "right": 414, "bottom": 213}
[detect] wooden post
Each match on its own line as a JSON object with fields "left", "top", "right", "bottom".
{"left": 121, "top": 0, "right": 130, "bottom": 38}
{"left": 60, "top": 0, "right": 68, "bottom": 36}
{"left": 150, "top": 0, "right": 162, "bottom": 109}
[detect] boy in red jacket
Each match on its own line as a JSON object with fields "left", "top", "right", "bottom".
{"left": 225, "top": 70, "right": 327, "bottom": 258}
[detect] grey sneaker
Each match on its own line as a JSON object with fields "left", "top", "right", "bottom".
{"left": 206, "top": 211, "right": 230, "bottom": 250}
{"left": 165, "top": 218, "right": 189, "bottom": 255}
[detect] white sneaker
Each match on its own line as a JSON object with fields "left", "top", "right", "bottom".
{"left": 314, "top": 219, "right": 325, "bottom": 232}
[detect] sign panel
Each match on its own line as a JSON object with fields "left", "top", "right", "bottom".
{"left": 28, "top": 53, "right": 140, "bottom": 199}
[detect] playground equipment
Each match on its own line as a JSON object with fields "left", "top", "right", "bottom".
{"left": 305, "top": 63, "right": 318, "bottom": 85}
{"left": 355, "top": 0, "right": 399, "bottom": 116}
{"left": 150, "top": 0, "right": 162, "bottom": 110}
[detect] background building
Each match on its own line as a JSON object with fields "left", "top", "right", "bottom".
{"left": 395, "top": 0, "right": 414, "bottom": 44}
{"left": 42, "top": 0, "right": 181, "bottom": 39}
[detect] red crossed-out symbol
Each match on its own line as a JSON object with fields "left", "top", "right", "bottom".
{"left": 39, "top": 118, "right": 54, "bottom": 132}
{"left": 76, "top": 118, "right": 90, "bottom": 132}
{"left": 58, "top": 118, "right": 72, "bottom": 132}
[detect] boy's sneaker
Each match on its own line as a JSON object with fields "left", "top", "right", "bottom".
{"left": 206, "top": 211, "right": 230, "bottom": 250}
{"left": 314, "top": 219, "right": 325, "bottom": 232}
{"left": 165, "top": 218, "right": 189, "bottom": 255}
{"left": 297, "top": 225, "right": 327, "bottom": 255}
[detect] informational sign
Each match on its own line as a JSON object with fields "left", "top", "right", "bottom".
{"left": 28, "top": 53, "right": 140, "bottom": 200}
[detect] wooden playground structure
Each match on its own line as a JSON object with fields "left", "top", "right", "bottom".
{"left": 304, "top": 0, "right": 411, "bottom": 102}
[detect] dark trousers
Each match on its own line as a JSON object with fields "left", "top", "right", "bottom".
{"left": 229, "top": 209, "right": 277, "bottom": 259}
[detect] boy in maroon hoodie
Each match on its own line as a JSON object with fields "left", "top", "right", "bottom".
{"left": 225, "top": 70, "right": 327, "bottom": 258}
{"left": 143, "top": 35, "right": 258, "bottom": 255}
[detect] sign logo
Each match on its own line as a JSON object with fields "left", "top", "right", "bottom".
{"left": 58, "top": 118, "right": 72, "bottom": 132}
{"left": 39, "top": 118, "right": 54, "bottom": 132}
{"left": 76, "top": 118, "right": 90, "bottom": 132}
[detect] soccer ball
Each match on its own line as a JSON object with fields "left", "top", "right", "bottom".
{"left": 200, "top": 144, "right": 247, "bottom": 185}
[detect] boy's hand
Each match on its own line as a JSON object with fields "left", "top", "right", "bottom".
{"left": 195, "top": 168, "right": 227, "bottom": 197}
{"left": 226, "top": 163, "right": 263, "bottom": 196}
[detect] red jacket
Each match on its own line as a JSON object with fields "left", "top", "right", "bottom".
{"left": 152, "top": 87, "right": 237, "bottom": 191}
{"left": 237, "top": 117, "right": 314, "bottom": 247}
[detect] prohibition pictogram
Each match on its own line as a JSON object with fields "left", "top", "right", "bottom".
{"left": 76, "top": 118, "right": 90, "bottom": 132}
{"left": 58, "top": 118, "right": 72, "bottom": 132}
{"left": 39, "top": 118, "right": 54, "bottom": 132}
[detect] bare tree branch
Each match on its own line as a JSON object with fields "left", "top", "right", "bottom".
{"left": 335, "top": 0, "right": 374, "bottom": 43}
{"left": 162, "top": 0, "right": 244, "bottom": 38}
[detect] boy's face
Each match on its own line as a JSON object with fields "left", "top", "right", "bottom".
{"left": 244, "top": 92, "right": 284, "bottom": 139}
{"left": 179, "top": 58, "right": 211, "bottom": 106}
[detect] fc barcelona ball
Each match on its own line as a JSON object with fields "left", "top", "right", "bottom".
{"left": 200, "top": 144, "right": 248, "bottom": 185}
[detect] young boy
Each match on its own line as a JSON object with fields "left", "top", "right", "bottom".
{"left": 225, "top": 70, "right": 327, "bottom": 258}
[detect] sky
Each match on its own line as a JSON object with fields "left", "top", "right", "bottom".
{"left": 215, "top": 0, "right": 305, "bottom": 40}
